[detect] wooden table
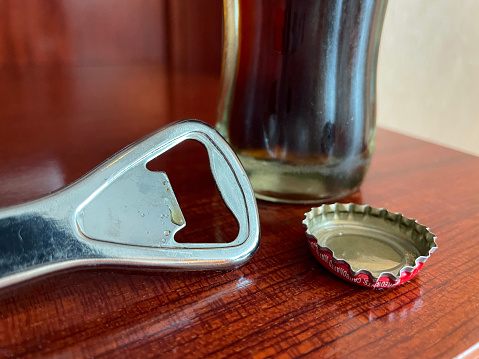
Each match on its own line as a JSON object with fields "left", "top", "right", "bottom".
{"left": 1, "top": 65, "right": 479, "bottom": 359}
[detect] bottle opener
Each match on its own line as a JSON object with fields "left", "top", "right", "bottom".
{"left": 0, "top": 120, "right": 260, "bottom": 288}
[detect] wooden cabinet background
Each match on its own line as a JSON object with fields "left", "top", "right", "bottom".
{"left": 0, "top": 0, "right": 223, "bottom": 74}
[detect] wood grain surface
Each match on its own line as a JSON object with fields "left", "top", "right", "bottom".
{"left": 1, "top": 1, "right": 479, "bottom": 354}
{"left": 1, "top": 64, "right": 479, "bottom": 359}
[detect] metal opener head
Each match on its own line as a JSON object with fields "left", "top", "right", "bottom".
{"left": 0, "top": 120, "right": 260, "bottom": 288}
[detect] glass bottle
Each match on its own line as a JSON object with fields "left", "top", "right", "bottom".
{"left": 217, "top": 0, "right": 388, "bottom": 203}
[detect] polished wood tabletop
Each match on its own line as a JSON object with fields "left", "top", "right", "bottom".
{"left": 1, "top": 64, "right": 479, "bottom": 359}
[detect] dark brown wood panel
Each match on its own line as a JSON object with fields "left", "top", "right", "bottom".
{"left": 0, "top": 61, "right": 479, "bottom": 358}
{"left": 165, "top": 0, "right": 223, "bottom": 74}
{"left": 0, "top": 0, "right": 222, "bottom": 71}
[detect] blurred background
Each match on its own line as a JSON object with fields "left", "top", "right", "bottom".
{"left": 378, "top": 0, "right": 479, "bottom": 156}
{"left": 1, "top": 0, "right": 478, "bottom": 156}
{"left": 0, "top": 0, "right": 222, "bottom": 72}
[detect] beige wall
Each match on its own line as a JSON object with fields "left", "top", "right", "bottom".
{"left": 377, "top": 0, "right": 479, "bottom": 156}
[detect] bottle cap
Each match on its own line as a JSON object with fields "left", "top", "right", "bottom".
{"left": 303, "top": 203, "right": 437, "bottom": 289}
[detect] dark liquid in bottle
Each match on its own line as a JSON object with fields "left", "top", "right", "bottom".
{"left": 220, "top": 0, "right": 385, "bottom": 203}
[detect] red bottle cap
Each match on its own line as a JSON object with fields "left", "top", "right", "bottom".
{"left": 303, "top": 203, "right": 437, "bottom": 289}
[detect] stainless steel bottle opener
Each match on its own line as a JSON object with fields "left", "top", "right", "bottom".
{"left": 0, "top": 120, "right": 260, "bottom": 288}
